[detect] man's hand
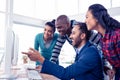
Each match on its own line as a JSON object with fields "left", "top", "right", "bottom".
{"left": 36, "top": 65, "right": 42, "bottom": 71}
{"left": 107, "top": 69, "right": 115, "bottom": 80}
{"left": 22, "top": 48, "right": 45, "bottom": 64}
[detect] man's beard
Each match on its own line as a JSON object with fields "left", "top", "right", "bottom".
{"left": 74, "top": 39, "right": 82, "bottom": 48}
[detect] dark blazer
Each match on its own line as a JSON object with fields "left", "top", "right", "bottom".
{"left": 41, "top": 41, "right": 104, "bottom": 80}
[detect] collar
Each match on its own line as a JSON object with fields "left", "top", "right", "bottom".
{"left": 76, "top": 44, "right": 85, "bottom": 54}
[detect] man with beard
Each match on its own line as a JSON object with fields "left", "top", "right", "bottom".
{"left": 50, "top": 15, "right": 101, "bottom": 64}
{"left": 22, "top": 22, "right": 103, "bottom": 80}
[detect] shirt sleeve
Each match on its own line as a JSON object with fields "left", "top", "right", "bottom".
{"left": 41, "top": 46, "right": 102, "bottom": 79}
{"left": 113, "top": 30, "right": 120, "bottom": 68}
{"left": 89, "top": 30, "right": 101, "bottom": 45}
{"left": 50, "top": 36, "right": 66, "bottom": 63}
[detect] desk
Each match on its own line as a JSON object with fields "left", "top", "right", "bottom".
{"left": 0, "top": 66, "right": 59, "bottom": 80}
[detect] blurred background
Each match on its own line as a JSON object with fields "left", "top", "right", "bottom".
{"left": 0, "top": 0, "right": 120, "bottom": 67}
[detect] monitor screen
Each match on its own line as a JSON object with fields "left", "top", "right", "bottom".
{"left": 11, "top": 31, "right": 19, "bottom": 66}
{"left": 0, "top": 28, "right": 19, "bottom": 79}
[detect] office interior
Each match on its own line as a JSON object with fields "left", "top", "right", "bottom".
{"left": 0, "top": 0, "right": 120, "bottom": 79}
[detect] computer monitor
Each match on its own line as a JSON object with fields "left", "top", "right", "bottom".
{"left": 11, "top": 31, "right": 19, "bottom": 66}
{"left": 0, "top": 48, "right": 4, "bottom": 66}
{"left": 0, "top": 28, "right": 19, "bottom": 79}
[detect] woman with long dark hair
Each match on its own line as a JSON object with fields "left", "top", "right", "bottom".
{"left": 85, "top": 4, "right": 120, "bottom": 80}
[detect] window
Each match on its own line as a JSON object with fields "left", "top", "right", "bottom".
{"left": 56, "top": 0, "right": 78, "bottom": 16}
{"left": 0, "top": 0, "right": 6, "bottom": 12}
{"left": 0, "top": 13, "right": 5, "bottom": 48}
{"left": 13, "top": 0, "right": 56, "bottom": 20}
{"left": 78, "top": 0, "right": 111, "bottom": 13}
{"left": 13, "top": 0, "right": 35, "bottom": 17}
{"left": 35, "top": 0, "right": 56, "bottom": 20}
{"left": 112, "top": 0, "right": 120, "bottom": 7}
{"left": 13, "top": 0, "right": 118, "bottom": 20}
{"left": 13, "top": 24, "right": 44, "bottom": 64}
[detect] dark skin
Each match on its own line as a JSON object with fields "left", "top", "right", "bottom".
{"left": 55, "top": 15, "right": 71, "bottom": 36}
{"left": 66, "top": 27, "right": 72, "bottom": 37}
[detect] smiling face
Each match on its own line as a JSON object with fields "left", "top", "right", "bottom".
{"left": 43, "top": 25, "right": 54, "bottom": 41}
{"left": 55, "top": 20, "right": 70, "bottom": 36}
{"left": 85, "top": 10, "right": 98, "bottom": 31}
{"left": 70, "top": 25, "right": 84, "bottom": 48}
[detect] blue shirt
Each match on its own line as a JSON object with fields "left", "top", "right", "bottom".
{"left": 34, "top": 33, "right": 59, "bottom": 66}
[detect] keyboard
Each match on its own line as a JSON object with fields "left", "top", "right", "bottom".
{"left": 27, "top": 69, "right": 42, "bottom": 80}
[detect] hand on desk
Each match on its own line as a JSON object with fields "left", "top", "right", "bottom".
{"left": 22, "top": 48, "right": 45, "bottom": 64}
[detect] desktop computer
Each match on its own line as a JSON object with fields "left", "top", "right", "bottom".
{"left": 0, "top": 28, "right": 19, "bottom": 79}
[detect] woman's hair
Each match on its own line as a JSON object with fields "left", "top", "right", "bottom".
{"left": 51, "top": 19, "right": 56, "bottom": 25}
{"left": 70, "top": 20, "right": 76, "bottom": 28}
{"left": 74, "top": 22, "right": 92, "bottom": 41}
{"left": 45, "top": 20, "right": 55, "bottom": 32}
{"left": 88, "top": 4, "right": 120, "bottom": 31}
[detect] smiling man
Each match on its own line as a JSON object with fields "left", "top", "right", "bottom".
{"left": 50, "top": 15, "right": 102, "bottom": 64}
{"left": 22, "top": 22, "right": 103, "bottom": 80}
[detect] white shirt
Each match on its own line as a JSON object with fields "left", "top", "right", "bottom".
{"left": 76, "top": 44, "right": 85, "bottom": 54}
